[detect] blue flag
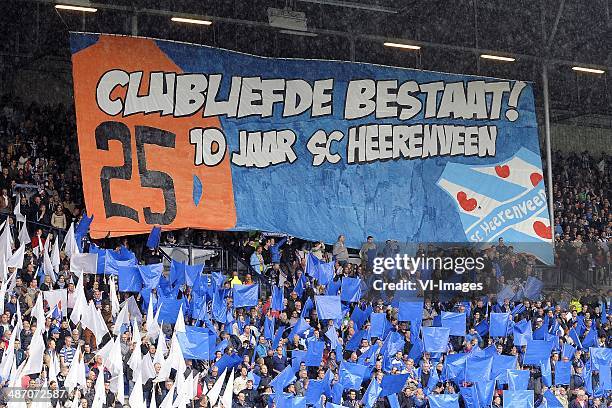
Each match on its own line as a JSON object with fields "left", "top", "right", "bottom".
{"left": 292, "top": 350, "right": 307, "bottom": 371}
{"left": 443, "top": 353, "right": 467, "bottom": 382}
{"left": 590, "top": 347, "right": 612, "bottom": 371}
{"left": 350, "top": 306, "right": 369, "bottom": 329}
{"left": 600, "top": 301, "right": 608, "bottom": 324}
{"left": 233, "top": 284, "right": 259, "bottom": 308}
{"left": 215, "top": 353, "right": 243, "bottom": 374}
{"left": 428, "top": 394, "right": 459, "bottom": 408}
{"left": 326, "top": 279, "right": 340, "bottom": 296}
{"left": 422, "top": 327, "right": 450, "bottom": 353}
{"left": 523, "top": 340, "right": 553, "bottom": 365}
{"left": 273, "top": 326, "right": 286, "bottom": 349}
{"left": 502, "top": 390, "right": 533, "bottom": 408}
{"left": 513, "top": 319, "right": 532, "bottom": 346}
{"left": 176, "top": 326, "right": 211, "bottom": 360}
{"left": 370, "top": 313, "right": 388, "bottom": 338}
{"left": 541, "top": 358, "right": 552, "bottom": 387}
{"left": 491, "top": 355, "right": 517, "bottom": 384}
{"left": 305, "top": 340, "right": 325, "bottom": 366}
{"left": 397, "top": 301, "right": 423, "bottom": 325}
{"left": 104, "top": 254, "right": 137, "bottom": 276}
{"left": 555, "top": 361, "right": 571, "bottom": 385}
{"left": 339, "top": 361, "right": 368, "bottom": 390}
{"left": 408, "top": 335, "right": 423, "bottom": 364}
{"left": 346, "top": 329, "right": 369, "bottom": 352}
{"left": 156, "top": 298, "right": 182, "bottom": 324}
{"left": 340, "top": 277, "right": 362, "bottom": 303}
{"left": 379, "top": 374, "right": 409, "bottom": 398}
{"left": 272, "top": 285, "right": 284, "bottom": 311}
{"left": 562, "top": 344, "right": 575, "bottom": 360}
{"left": 596, "top": 364, "right": 612, "bottom": 392}
{"left": 361, "top": 379, "right": 381, "bottom": 408}
{"left": 459, "top": 387, "right": 479, "bottom": 408}
{"left": 475, "top": 320, "right": 489, "bottom": 337}
{"left": 117, "top": 265, "right": 143, "bottom": 292}
{"left": 270, "top": 366, "right": 296, "bottom": 393}
{"left": 475, "top": 379, "right": 495, "bottom": 407}
{"left": 507, "top": 370, "right": 530, "bottom": 390}
{"left": 496, "top": 285, "right": 515, "bottom": 305}
{"left": 387, "top": 394, "right": 400, "bottom": 408}
{"left": 288, "top": 318, "right": 311, "bottom": 340}
{"left": 542, "top": 390, "right": 563, "bottom": 408}
{"left": 489, "top": 313, "right": 511, "bottom": 337}
{"left": 74, "top": 213, "right": 93, "bottom": 251}
{"left": 464, "top": 356, "right": 493, "bottom": 383}
{"left": 138, "top": 263, "right": 163, "bottom": 289}
{"left": 441, "top": 312, "right": 466, "bottom": 336}
{"left": 325, "top": 326, "right": 340, "bottom": 349}
{"left": 568, "top": 328, "right": 582, "bottom": 349}
{"left": 264, "top": 316, "right": 275, "bottom": 340}
{"left": 380, "top": 331, "right": 404, "bottom": 357}
{"left": 301, "top": 298, "right": 314, "bottom": 319}
{"left": 581, "top": 328, "right": 597, "bottom": 349}
{"left": 315, "top": 296, "right": 342, "bottom": 321}
{"left": 522, "top": 277, "right": 543, "bottom": 300}
{"left": 184, "top": 264, "right": 205, "bottom": 287}
{"left": 305, "top": 380, "right": 325, "bottom": 405}
{"left": 146, "top": 226, "right": 162, "bottom": 249}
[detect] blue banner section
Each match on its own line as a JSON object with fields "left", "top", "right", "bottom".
{"left": 70, "top": 33, "right": 553, "bottom": 263}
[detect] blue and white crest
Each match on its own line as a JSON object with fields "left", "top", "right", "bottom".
{"left": 437, "top": 147, "right": 554, "bottom": 263}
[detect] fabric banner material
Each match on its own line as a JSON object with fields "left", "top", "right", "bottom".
{"left": 69, "top": 33, "right": 553, "bottom": 263}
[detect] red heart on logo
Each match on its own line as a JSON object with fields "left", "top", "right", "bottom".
{"left": 457, "top": 191, "right": 478, "bottom": 212}
{"left": 533, "top": 221, "right": 552, "bottom": 239}
{"left": 530, "top": 173, "right": 543, "bottom": 186}
{"left": 495, "top": 165, "right": 510, "bottom": 178}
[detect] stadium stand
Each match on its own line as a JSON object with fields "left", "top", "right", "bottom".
{"left": 0, "top": 94, "right": 609, "bottom": 407}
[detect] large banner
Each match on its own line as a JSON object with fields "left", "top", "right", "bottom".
{"left": 70, "top": 33, "right": 553, "bottom": 262}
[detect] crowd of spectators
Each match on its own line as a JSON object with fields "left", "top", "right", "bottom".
{"left": 551, "top": 150, "right": 611, "bottom": 286}
{"left": 0, "top": 96, "right": 608, "bottom": 407}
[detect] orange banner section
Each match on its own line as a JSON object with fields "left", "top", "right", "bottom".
{"left": 71, "top": 36, "right": 236, "bottom": 238}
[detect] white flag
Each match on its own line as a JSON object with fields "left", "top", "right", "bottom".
{"left": 43, "top": 249, "right": 56, "bottom": 281}
{"left": 220, "top": 368, "right": 234, "bottom": 408}
{"left": 153, "top": 333, "right": 167, "bottom": 366}
{"left": 146, "top": 297, "right": 160, "bottom": 341}
{"left": 51, "top": 237, "right": 60, "bottom": 273}
{"left": 0, "top": 255, "right": 6, "bottom": 282}
{"left": 109, "top": 277, "right": 120, "bottom": 317}
{"left": 69, "top": 278, "right": 87, "bottom": 326}
{"left": 43, "top": 289, "right": 67, "bottom": 315}
{"left": 116, "top": 355, "right": 125, "bottom": 404}
{"left": 91, "top": 364, "right": 106, "bottom": 408}
{"left": 48, "top": 353, "right": 59, "bottom": 383}
{"left": 159, "top": 384, "right": 175, "bottom": 408}
{"left": 70, "top": 253, "right": 98, "bottom": 277}
{"left": 22, "top": 327, "right": 45, "bottom": 375}
{"left": 0, "top": 327, "right": 17, "bottom": 380}
{"left": 81, "top": 302, "right": 110, "bottom": 346}
{"left": 127, "top": 320, "right": 142, "bottom": 373}
{"left": 0, "top": 279, "right": 7, "bottom": 315}
{"left": 174, "top": 304, "right": 186, "bottom": 333}
{"left": 6, "top": 243, "right": 25, "bottom": 269}
{"left": 63, "top": 222, "right": 79, "bottom": 258}
{"left": 18, "top": 217, "right": 30, "bottom": 246}
{"left": 13, "top": 201, "right": 25, "bottom": 223}
{"left": 128, "top": 367, "right": 145, "bottom": 408}
{"left": 32, "top": 293, "right": 45, "bottom": 325}
{"left": 64, "top": 345, "right": 86, "bottom": 392}
{"left": 0, "top": 221, "right": 12, "bottom": 261}
{"left": 113, "top": 301, "right": 130, "bottom": 336}
{"left": 207, "top": 368, "right": 227, "bottom": 407}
